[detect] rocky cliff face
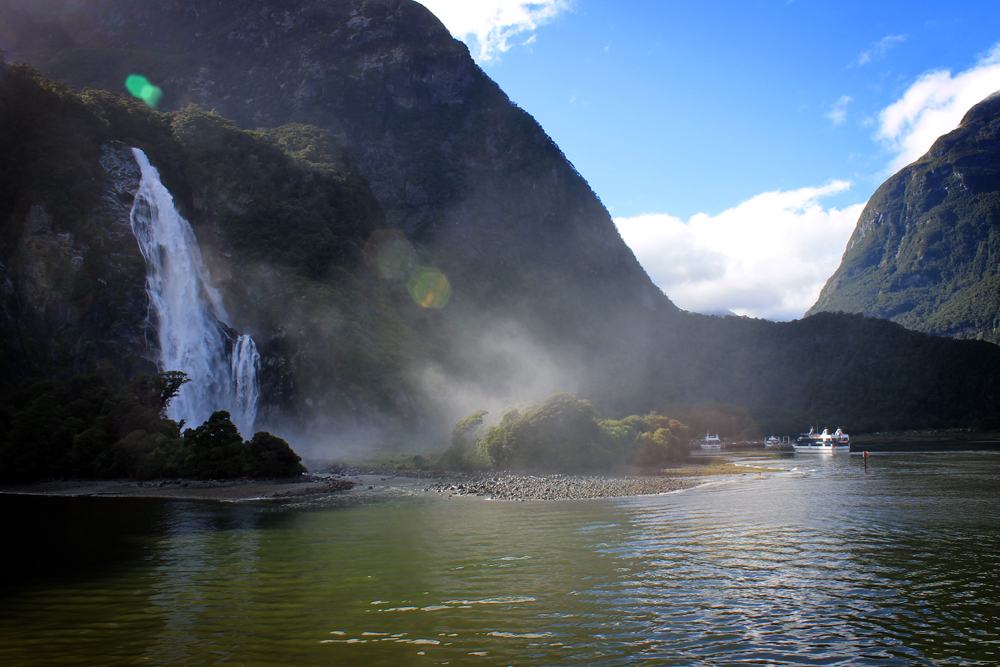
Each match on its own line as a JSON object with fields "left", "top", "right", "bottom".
{"left": 8, "top": 2, "right": 1000, "bottom": 439}
{"left": 0, "top": 136, "right": 153, "bottom": 382}
{"left": 0, "top": 0, "right": 669, "bottom": 315}
{"left": 1, "top": 0, "right": 674, "bottom": 431}
{"left": 809, "top": 91, "right": 1000, "bottom": 342}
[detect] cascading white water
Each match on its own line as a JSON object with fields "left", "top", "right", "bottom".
{"left": 231, "top": 334, "right": 261, "bottom": 434}
{"left": 129, "top": 147, "right": 260, "bottom": 436}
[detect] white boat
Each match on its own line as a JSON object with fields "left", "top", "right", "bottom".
{"left": 764, "top": 435, "right": 781, "bottom": 447}
{"left": 700, "top": 432, "right": 722, "bottom": 450}
{"left": 793, "top": 427, "right": 850, "bottom": 453}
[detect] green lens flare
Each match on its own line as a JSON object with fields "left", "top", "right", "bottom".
{"left": 125, "top": 74, "right": 163, "bottom": 107}
{"left": 408, "top": 267, "right": 451, "bottom": 309}
{"left": 376, "top": 238, "right": 416, "bottom": 279}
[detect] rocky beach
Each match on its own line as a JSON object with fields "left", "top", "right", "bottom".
{"left": 428, "top": 472, "right": 698, "bottom": 500}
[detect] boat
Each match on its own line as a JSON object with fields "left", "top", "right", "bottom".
{"left": 793, "top": 427, "right": 850, "bottom": 453}
{"left": 700, "top": 432, "right": 722, "bottom": 450}
{"left": 764, "top": 435, "right": 781, "bottom": 447}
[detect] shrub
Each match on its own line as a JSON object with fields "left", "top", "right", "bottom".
{"left": 462, "top": 394, "right": 689, "bottom": 471}
{"left": 244, "top": 431, "right": 306, "bottom": 477}
{"left": 179, "top": 411, "right": 246, "bottom": 479}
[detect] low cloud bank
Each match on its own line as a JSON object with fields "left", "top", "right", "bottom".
{"left": 615, "top": 184, "right": 864, "bottom": 322}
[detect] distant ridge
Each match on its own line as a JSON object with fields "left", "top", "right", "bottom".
{"left": 695, "top": 308, "right": 738, "bottom": 318}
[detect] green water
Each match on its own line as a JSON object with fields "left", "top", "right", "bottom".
{"left": 2, "top": 452, "right": 999, "bottom": 666}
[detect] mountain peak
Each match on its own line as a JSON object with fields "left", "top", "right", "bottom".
{"left": 959, "top": 88, "right": 1000, "bottom": 127}
{"left": 809, "top": 88, "right": 1000, "bottom": 343}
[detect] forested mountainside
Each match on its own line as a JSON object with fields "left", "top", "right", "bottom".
{"left": 0, "top": 0, "right": 671, "bottom": 345}
{"left": 809, "top": 90, "right": 1000, "bottom": 343}
{"left": 0, "top": 0, "right": 675, "bottom": 437}
{"left": 4, "top": 0, "right": 1000, "bottom": 449}
{"left": 0, "top": 61, "right": 426, "bottom": 435}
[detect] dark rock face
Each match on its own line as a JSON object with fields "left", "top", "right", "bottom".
{"left": 809, "top": 90, "right": 1000, "bottom": 342}
{"left": 8, "top": 2, "right": 1000, "bottom": 438}
{"left": 0, "top": 0, "right": 669, "bottom": 312}
{"left": 0, "top": 141, "right": 153, "bottom": 381}
{"left": 2, "top": 0, "right": 673, "bottom": 420}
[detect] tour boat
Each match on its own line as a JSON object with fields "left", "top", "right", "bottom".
{"left": 700, "top": 432, "right": 722, "bottom": 450}
{"left": 764, "top": 435, "right": 781, "bottom": 447}
{"left": 793, "top": 427, "right": 850, "bottom": 453}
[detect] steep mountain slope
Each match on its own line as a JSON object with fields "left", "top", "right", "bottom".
{"left": 0, "top": 62, "right": 432, "bottom": 440}
{"left": 1, "top": 0, "right": 675, "bottom": 435}
{"left": 6, "top": 1, "right": 1000, "bottom": 445}
{"left": 0, "top": 0, "right": 670, "bottom": 326}
{"left": 809, "top": 91, "right": 1000, "bottom": 342}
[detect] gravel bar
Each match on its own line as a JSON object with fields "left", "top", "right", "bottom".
{"left": 428, "top": 471, "right": 698, "bottom": 501}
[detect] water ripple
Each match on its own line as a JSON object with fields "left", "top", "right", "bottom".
{"left": 2, "top": 454, "right": 999, "bottom": 665}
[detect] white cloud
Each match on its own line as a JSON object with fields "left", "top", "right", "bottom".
{"left": 854, "top": 34, "right": 906, "bottom": 66}
{"left": 827, "top": 95, "right": 853, "bottom": 126}
{"left": 877, "top": 43, "right": 1000, "bottom": 172}
{"left": 418, "top": 0, "right": 573, "bottom": 62}
{"left": 615, "top": 183, "right": 864, "bottom": 321}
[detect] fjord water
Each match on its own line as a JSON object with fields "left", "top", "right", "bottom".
{"left": 2, "top": 453, "right": 999, "bottom": 666}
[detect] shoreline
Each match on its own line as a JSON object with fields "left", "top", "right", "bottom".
{"left": 0, "top": 474, "right": 355, "bottom": 502}
{"left": 0, "top": 461, "right": 770, "bottom": 502}
{"left": 424, "top": 462, "right": 770, "bottom": 501}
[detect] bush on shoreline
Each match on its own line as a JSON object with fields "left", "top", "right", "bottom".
{"left": 0, "top": 370, "right": 305, "bottom": 482}
{"left": 442, "top": 393, "right": 690, "bottom": 471}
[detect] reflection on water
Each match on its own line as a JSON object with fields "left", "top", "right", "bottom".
{"left": 1, "top": 454, "right": 998, "bottom": 666}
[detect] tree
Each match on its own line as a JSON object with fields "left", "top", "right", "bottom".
{"left": 152, "top": 371, "right": 190, "bottom": 418}
{"left": 438, "top": 409, "right": 488, "bottom": 469}
{"left": 244, "top": 431, "right": 306, "bottom": 477}
{"left": 179, "top": 411, "right": 245, "bottom": 479}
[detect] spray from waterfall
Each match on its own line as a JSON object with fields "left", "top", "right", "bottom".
{"left": 129, "top": 147, "right": 261, "bottom": 436}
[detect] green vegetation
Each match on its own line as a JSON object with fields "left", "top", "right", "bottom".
{"left": 170, "top": 106, "right": 383, "bottom": 279}
{"left": 657, "top": 311, "right": 1000, "bottom": 437}
{"left": 7, "top": 15, "right": 1000, "bottom": 450}
{"left": 441, "top": 394, "right": 689, "bottom": 471}
{"left": 0, "top": 61, "right": 428, "bottom": 424}
{"left": 0, "top": 370, "right": 305, "bottom": 483}
{"left": 438, "top": 409, "right": 489, "bottom": 469}
{"left": 809, "top": 93, "right": 1000, "bottom": 343}
{"left": 177, "top": 410, "right": 305, "bottom": 479}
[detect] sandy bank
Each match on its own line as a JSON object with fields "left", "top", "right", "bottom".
{"left": 0, "top": 474, "right": 354, "bottom": 501}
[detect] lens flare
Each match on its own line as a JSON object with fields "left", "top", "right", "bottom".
{"left": 363, "top": 229, "right": 416, "bottom": 279}
{"left": 408, "top": 267, "right": 451, "bottom": 309}
{"left": 125, "top": 74, "right": 163, "bottom": 107}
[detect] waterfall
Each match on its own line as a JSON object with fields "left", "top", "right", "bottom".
{"left": 129, "top": 147, "right": 260, "bottom": 437}
{"left": 231, "top": 334, "right": 261, "bottom": 434}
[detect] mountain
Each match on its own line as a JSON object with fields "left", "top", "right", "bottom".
{"left": 5, "top": 0, "right": 1000, "bottom": 450}
{"left": 0, "top": 0, "right": 672, "bottom": 442}
{"left": 0, "top": 0, "right": 671, "bottom": 331}
{"left": 809, "top": 90, "right": 1000, "bottom": 343}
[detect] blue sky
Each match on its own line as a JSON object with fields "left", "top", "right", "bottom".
{"left": 419, "top": 0, "right": 1000, "bottom": 320}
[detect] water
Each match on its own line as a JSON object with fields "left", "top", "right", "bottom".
{"left": 129, "top": 148, "right": 260, "bottom": 436}
{"left": 2, "top": 452, "right": 999, "bottom": 665}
